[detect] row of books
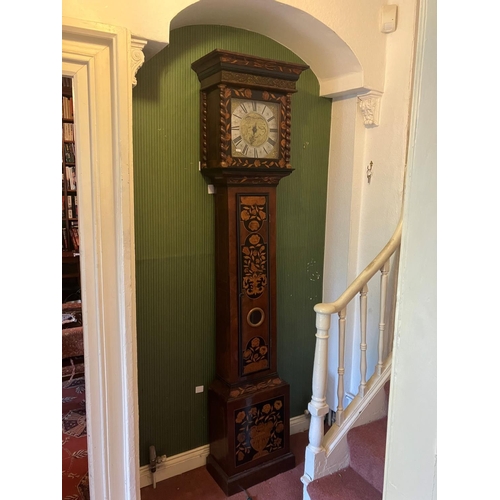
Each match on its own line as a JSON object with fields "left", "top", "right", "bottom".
{"left": 62, "top": 96, "right": 74, "bottom": 120}
{"left": 62, "top": 77, "right": 76, "bottom": 252}
{"left": 63, "top": 223, "right": 80, "bottom": 252}
{"left": 64, "top": 166, "right": 77, "bottom": 191}
{"left": 63, "top": 194, "right": 78, "bottom": 219}
{"left": 64, "top": 142, "right": 76, "bottom": 163}
{"left": 63, "top": 122, "right": 74, "bottom": 142}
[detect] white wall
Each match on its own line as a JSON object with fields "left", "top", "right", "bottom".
{"left": 384, "top": 0, "right": 437, "bottom": 497}
{"left": 322, "top": 96, "right": 366, "bottom": 406}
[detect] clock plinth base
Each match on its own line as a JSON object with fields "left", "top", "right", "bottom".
{"left": 206, "top": 451, "right": 295, "bottom": 496}
{"left": 207, "top": 377, "right": 295, "bottom": 496}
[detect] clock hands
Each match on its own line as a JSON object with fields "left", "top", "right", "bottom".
{"left": 249, "top": 124, "right": 258, "bottom": 145}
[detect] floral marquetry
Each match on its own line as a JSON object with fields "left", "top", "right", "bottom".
{"left": 242, "top": 234, "right": 267, "bottom": 298}
{"left": 240, "top": 196, "right": 268, "bottom": 301}
{"left": 241, "top": 199, "right": 267, "bottom": 231}
{"left": 228, "top": 377, "right": 283, "bottom": 399}
{"left": 243, "top": 336, "right": 269, "bottom": 374}
{"left": 234, "top": 397, "right": 286, "bottom": 466}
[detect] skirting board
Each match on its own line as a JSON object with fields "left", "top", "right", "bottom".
{"left": 140, "top": 414, "right": 310, "bottom": 488}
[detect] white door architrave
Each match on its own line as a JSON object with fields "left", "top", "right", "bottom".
{"left": 62, "top": 17, "right": 142, "bottom": 500}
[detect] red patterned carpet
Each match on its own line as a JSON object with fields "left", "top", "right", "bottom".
{"left": 62, "top": 377, "right": 89, "bottom": 500}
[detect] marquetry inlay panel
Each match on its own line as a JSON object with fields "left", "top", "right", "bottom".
{"left": 234, "top": 396, "right": 285, "bottom": 467}
{"left": 238, "top": 194, "right": 271, "bottom": 376}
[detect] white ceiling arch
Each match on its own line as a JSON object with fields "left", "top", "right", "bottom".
{"left": 170, "top": 0, "right": 368, "bottom": 97}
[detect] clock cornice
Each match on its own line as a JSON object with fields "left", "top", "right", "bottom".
{"left": 191, "top": 49, "right": 309, "bottom": 92}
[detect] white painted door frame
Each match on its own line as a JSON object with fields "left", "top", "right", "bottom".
{"left": 62, "top": 17, "right": 142, "bottom": 500}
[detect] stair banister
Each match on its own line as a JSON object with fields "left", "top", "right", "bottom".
{"left": 307, "top": 218, "right": 402, "bottom": 464}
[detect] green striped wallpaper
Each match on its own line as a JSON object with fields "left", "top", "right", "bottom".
{"left": 133, "top": 25, "right": 331, "bottom": 466}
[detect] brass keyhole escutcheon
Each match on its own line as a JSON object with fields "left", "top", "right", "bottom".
{"left": 247, "top": 307, "right": 265, "bottom": 328}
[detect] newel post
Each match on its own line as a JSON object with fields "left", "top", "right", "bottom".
{"left": 307, "top": 312, "right": 331, "bottom": 451}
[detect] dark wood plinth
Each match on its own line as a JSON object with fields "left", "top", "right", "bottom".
{"left": 206, "top": 451, "right": 295, "bottom": 496}
{"left": 207, "top": 377, "right": 295, "bottom": 495}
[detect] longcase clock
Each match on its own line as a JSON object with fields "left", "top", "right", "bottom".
{"left": 192, "top": 49, "right": 308, "bottom": 496}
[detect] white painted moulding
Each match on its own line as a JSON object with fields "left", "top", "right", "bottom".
{"left": 358, "top": 91, "right": 383, "bottom": 127}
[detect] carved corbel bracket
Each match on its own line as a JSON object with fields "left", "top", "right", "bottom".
{"left": 358, "top": 91, "right": 383, "bottom": 127}
{"left": 131, "top": 37, "right": 148, "bottom": 88}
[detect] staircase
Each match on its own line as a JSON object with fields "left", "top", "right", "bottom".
{"left": 307, "top": 417, "right": 387, "bottom": 499}
{"left": 307, "top": 382, "right": 390, "bottom": 499}
{"left": 302, "top": 221, "right": 402, "bottom": 499}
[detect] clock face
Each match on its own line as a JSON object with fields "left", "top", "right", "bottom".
{"left": 231, "top": 98, "right": 280, "bottom": 159}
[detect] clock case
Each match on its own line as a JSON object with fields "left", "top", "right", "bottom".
{"left": 191, "top": 50, "right": 309, "bottom": 496}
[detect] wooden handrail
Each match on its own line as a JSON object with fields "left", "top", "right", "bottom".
{"left": 314, "top": 218, "right": 403, "bottom": 315}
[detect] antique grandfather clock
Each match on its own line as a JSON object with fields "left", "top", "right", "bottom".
{"left": 192, "top": 49, "right": 308, "bottom": 495}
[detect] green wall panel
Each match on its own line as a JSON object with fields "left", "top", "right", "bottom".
{"left": 133, "top": 25, "right": 331, "bottom": 466}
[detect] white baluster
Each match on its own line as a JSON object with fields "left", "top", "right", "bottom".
{"left": 336, "top": 308, "right": 346, "bottom": 426}
{"left": 377, "top": 261, "right": 390, "bottom": 375}
{"left": 359, "top": 285, "right": 368, "bottom": 397}
{"left": 307, "top": 312, "right": 331, "bottom": 452}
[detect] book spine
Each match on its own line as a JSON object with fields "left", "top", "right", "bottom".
{"left": 70, "top": 227, "right": 79, "bottom": 251}
{"left": 69, "top": 167, "right": 77, "bottom": 191}
{"left": 62, "top": 97, "right": 74, "bottom": 120}
{"left": 63, "top": 123, "right": 74, "bottom": 142}
{"left": 70, "top": 228, "right": 77, "bottom": 251}
{"left": 64, "top": 143, "right": 73, "bottom": 163}
{"left": 62, "top": 228, "right": 69, "bottom": 250}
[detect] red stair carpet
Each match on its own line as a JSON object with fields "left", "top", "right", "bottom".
{"left": 62, "top": 377, "right": 89, "bottom": 500}
{"left": 307, "top": 417, "right": 388, "bottom": 500}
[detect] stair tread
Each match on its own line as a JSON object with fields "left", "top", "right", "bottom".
{"left": 307, "top": 466, "right": 382, "bottom": 500}
{"left": 348, "top": 417, "right": 387, "bottom": 492}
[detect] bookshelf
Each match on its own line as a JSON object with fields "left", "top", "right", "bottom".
{"left": 62, "top": 77, "right": 81, "bottom": 302}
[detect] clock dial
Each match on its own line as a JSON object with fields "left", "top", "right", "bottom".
{"left": 231, "top": 98, "right": 280, "bottom": 159}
